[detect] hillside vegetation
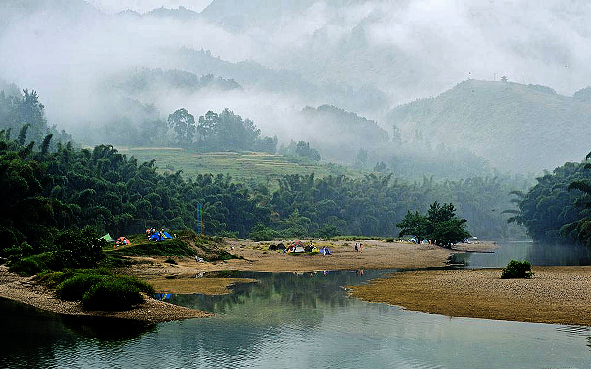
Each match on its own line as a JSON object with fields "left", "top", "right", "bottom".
{"left": 114, "top": 148, "right": 361, "bottom": 186}
{"left": 387, "top": 79, "right": 591, "bottom": 173}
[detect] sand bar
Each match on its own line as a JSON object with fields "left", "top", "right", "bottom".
{"left": 349, "top": 266, "right": 591, "bottom": 326}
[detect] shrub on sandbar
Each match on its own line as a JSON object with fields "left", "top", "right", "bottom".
{"left": 54, "top": 271, "right": 155, "bottom": 311}
{"left": 82, "top": 278, "right": 146, "bottom": 311}
{"left": 58, "top": 274, "right": 107, "bottom": 301}
{"left": 501, "top": 259, "right": 533, "bottom": 279}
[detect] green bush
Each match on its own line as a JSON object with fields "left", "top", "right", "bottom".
{"left": 9, "top": 256, "right": 43, "bottom": 276}
{"left": 53, "top": 227, "right": 106, "bottom": 268}
{"left": 115, "top": 275, "right": 154, "bottom": 295}
{"left": 48, "top": 270, "right": 153, "bottom": 311}
{"left": 57, "top": 274, "right": 107, "bottom": 301}
{"left": 82, "top": 278, "right": 145, "bottom": 311}
{"left": 501, "top": 259, "right": 533, "bottom": 279}
{"left": 35, "top": 270, "right": 72, "bottom": 288}
{"left": 8, "top": 252, "right": 58, "bottom": 275}
{"left": 249, "top": 224, "right": 278, "bottom": 241}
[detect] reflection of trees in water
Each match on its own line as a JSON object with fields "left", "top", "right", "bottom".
{"left": 61, "top": 315, "right": 156, "bottom": 348}
{"left": 458, "top": 242, "right": 591, "bottom": 268}
{"left": 163, "top": 271, "right": 381, "bottom": 361}
{"left": 170, "top": 270, "right": 382, "bottom": 326}
{"left": 0, "top": 299, "right": 77, "bottom": 368}
{"left": 525, "top": 243, "right": 591, "bottom": 266}
{"left": 0, "top": 298, "right": 157, "bottom": 369}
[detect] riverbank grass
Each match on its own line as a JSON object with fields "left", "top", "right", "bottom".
{"left": 37, "top": 269, "right": 154, "bottom": 311}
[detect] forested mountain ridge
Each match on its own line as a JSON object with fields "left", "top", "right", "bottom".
{"left": 296, "top": 105, "right": 389, "bottom": 163}
{"left": 387, "top": 79, "right": 591, "bottom": 173}
{"left": 173, "top": 48, "right": 389, "bottom": 115}
{"left": 105, "top": 68, "right": 242, "bottom": 95}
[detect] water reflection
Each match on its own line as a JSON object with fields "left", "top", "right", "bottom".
{"left": 169, "top": 270, "right": 385, "bottom": 313}
{"left": 451, "top": 241, "right": 591, "bottom": 268}
{"left": 61, "top": 316, "right": 157, "bottom": 346}
{"left": 161, "top": 269, "right": 591, "bottom": 368}
{"left": 0, "top": 299, "right": 77, "bottom": 369}
{"left": 0, "top": 298, "right": 157, "bottom": 369}
{"left": 2, "top": 267, "right": 591, "bottom": 368}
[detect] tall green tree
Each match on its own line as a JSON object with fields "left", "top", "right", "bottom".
{"left": 397, "top": 201, "right": 470, "bottom": 247}
{"left": 397, "top": 211, "right": 430, "bottom": 242}
{"left": 168, "top": 108, "right": 196, "bottom": 146}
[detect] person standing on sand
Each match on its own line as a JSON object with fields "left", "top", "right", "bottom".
{"left": 355, "top": 243, "right": 359, "bottom": 252}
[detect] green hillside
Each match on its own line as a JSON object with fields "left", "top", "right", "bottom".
{"left": 115, "top": 147, "right": 361, "bottom": 185}
{"left": 387, "top": 79, "right": 591, "bottom": 173}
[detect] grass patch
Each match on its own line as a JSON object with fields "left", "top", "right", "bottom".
{"left": 37, "top": 268, "right": 155, "bottom": 311}
{"left": 111, "top": 238, "right": 196, "bottom": 257}
{"left": 58, "top": 274, "right": 108, "bottom": 301}
{"left": 109, "top": 230, "right": 240, "bottom": 262}
{"left": 114, "top": 148, "right": 362, "bottom": 189}
{"left": 82, "top": 278, "right": 145, "bottom": 311}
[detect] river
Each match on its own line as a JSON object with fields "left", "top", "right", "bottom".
{"left": 1, "top": 242, "right": 591, "bottom": 368}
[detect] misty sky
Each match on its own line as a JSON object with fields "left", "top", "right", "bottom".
{"left": 1, "top": 0, "right": 591, "bottom": 151}
{"left": 87, "top": 0, "right": 211, "bottom": 13}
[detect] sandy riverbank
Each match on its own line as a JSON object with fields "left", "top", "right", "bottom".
{"left": 0, "top": 239, "right": 496, "bottom": 323}
{"left": 124, "top": 239, "right": 472, "bottom": 295}
{"left": 0, "top": 265, "right": 211, "bottom": 322}
{"left": 349, "top": 266, "right": 591, "bottom": 326}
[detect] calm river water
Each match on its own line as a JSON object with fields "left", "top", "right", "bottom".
{"left": 2, "top": 242, "right": 591, "bottom": 369}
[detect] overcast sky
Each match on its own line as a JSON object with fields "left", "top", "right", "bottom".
{"left": 87, "top": 0, "right": 212, "bottom": 13}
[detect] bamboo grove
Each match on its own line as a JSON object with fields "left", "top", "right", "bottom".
{"left": 0, "top": 126, "right": 529, "bottom": 256}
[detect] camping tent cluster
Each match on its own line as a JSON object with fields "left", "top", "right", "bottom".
{"left": 268, "top": 240, "right": 331, "bottom": 255}
{"left": 146, "top": 228, "right": 173, "bottom": 241}
{"left": 116, "top": 237, "right": 130, "bottom": 245}
{"left": 287, "top": 240, "right": 306, "bottom": 253}
{"left": 101, "top": 233, "right": 130, "bottom": 248}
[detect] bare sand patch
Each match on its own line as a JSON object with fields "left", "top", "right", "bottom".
{"left": 128, "top": 239, "right": 464, "bottom": 277}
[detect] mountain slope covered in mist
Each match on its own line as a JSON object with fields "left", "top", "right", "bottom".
{"left": 172, "top": 48, "right": 389, "bottom": 115}
{"left": 387, "top": 79, "right": 591, "bottom": 172}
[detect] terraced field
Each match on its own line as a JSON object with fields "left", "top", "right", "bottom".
{"left": 115, "top": 147, "right": 361, "bottom": 185}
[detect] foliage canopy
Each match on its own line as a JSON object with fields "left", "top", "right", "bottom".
{"left": 397, "top": 201, "right": 470, "bottom": 247}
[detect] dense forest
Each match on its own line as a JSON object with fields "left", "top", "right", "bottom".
{"left": 0, "top": 124, "right": 526, "bottom": 250}
{"left": 506, "top": 155, "right": 591, "bottom": 246}
{"left": 0, "top": 86, "right": 535, "bottom": 270}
